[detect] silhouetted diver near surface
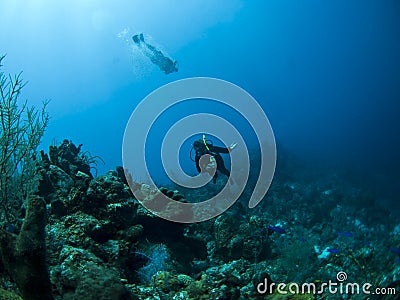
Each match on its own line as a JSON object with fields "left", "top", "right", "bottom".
{"left": 132, "top": 33, "right": 178, "bottom": 74}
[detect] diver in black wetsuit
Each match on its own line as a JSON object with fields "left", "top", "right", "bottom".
{"left": 132, "top": 33, "right": 178, "bottom": 74}
{"left": 192, "top": 136, "right": 237, "bottom": 183}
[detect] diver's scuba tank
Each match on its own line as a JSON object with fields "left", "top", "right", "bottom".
{"left": 190, "top": 134, "right": 214, "bottom": 161}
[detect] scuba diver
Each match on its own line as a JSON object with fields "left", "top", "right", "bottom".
{"left": 132, "top": 33, "right": 178, "bottom": 74}
{"left": 191, "top": 135, "right": 237, "bottom": 184}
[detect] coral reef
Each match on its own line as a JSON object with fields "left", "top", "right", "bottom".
{"left": 0, "top": 140, "right": 398, "bottom": 299}
{"left": 0, "top": 195, "right": 53, "bottom": 300}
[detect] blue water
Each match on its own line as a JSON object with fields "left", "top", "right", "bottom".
{"left": 1, "top": 1, "right": 399, "bottom": 204}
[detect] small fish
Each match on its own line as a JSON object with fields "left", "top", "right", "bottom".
{"left": 389, "top": 247, "right": 400, "bottom": 255}
{"left": 298, "top": 237, "right": 307, "bottom": 243}
{"left": 267, "top": 225, "right": 286, "bottom": 234}
{"left": 337, "top": 232, "right": 353, "bottom": 237}
{"left": 6, "top": 223, "right": 16, "bottom": 233}
{"left": 327, "top": 248, "right": 340, "bottom": 254}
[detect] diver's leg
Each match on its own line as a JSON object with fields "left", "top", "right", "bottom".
{"left": 212, "top": 172, "right": 218, "bottom": 184}
{"left": 215, "top": 154, "right": 230, "bottom": 178}
{"left": 132, "top": 34, "right": 141, "bottom": 44}
{"left": 145, "top": 43, "right": 159, "bottom": 53}
{"left": 195, "top": 156, "right": 202, "bottom": 173}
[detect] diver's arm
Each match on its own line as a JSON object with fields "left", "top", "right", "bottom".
{"left": 211, "top": 143, "right": 237, "bottom": 153}
{"left": 195, "top": 155, "right": 202, "bottom": 173}
{"left": 210, "top": 146, "right": 229, "bottom": 154}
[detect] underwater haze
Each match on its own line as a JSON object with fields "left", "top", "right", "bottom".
{"left": 1, "top": 0, "right": 399, "bottom": 203}
{"left": 2, "top": 1, "right": 400, "bottom": 299}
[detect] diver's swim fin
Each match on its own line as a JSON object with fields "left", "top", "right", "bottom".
{"left": 132, "top": 33, "right": 142, "bottom": 45}
{"left": 139, "top": 33, "right": 144, "bottom": 42}
{"left": 228, "top": 178, "right": 239, "bottom": 194}
{"left": 132, "top": 34, "right": 139, "bottom": 44}
{"left": 132, "top": 33, "right": 145, "bottom": 45}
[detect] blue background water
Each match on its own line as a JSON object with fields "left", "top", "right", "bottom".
{"left": 1, "top": 1, "right": 399, "bottom": 203}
